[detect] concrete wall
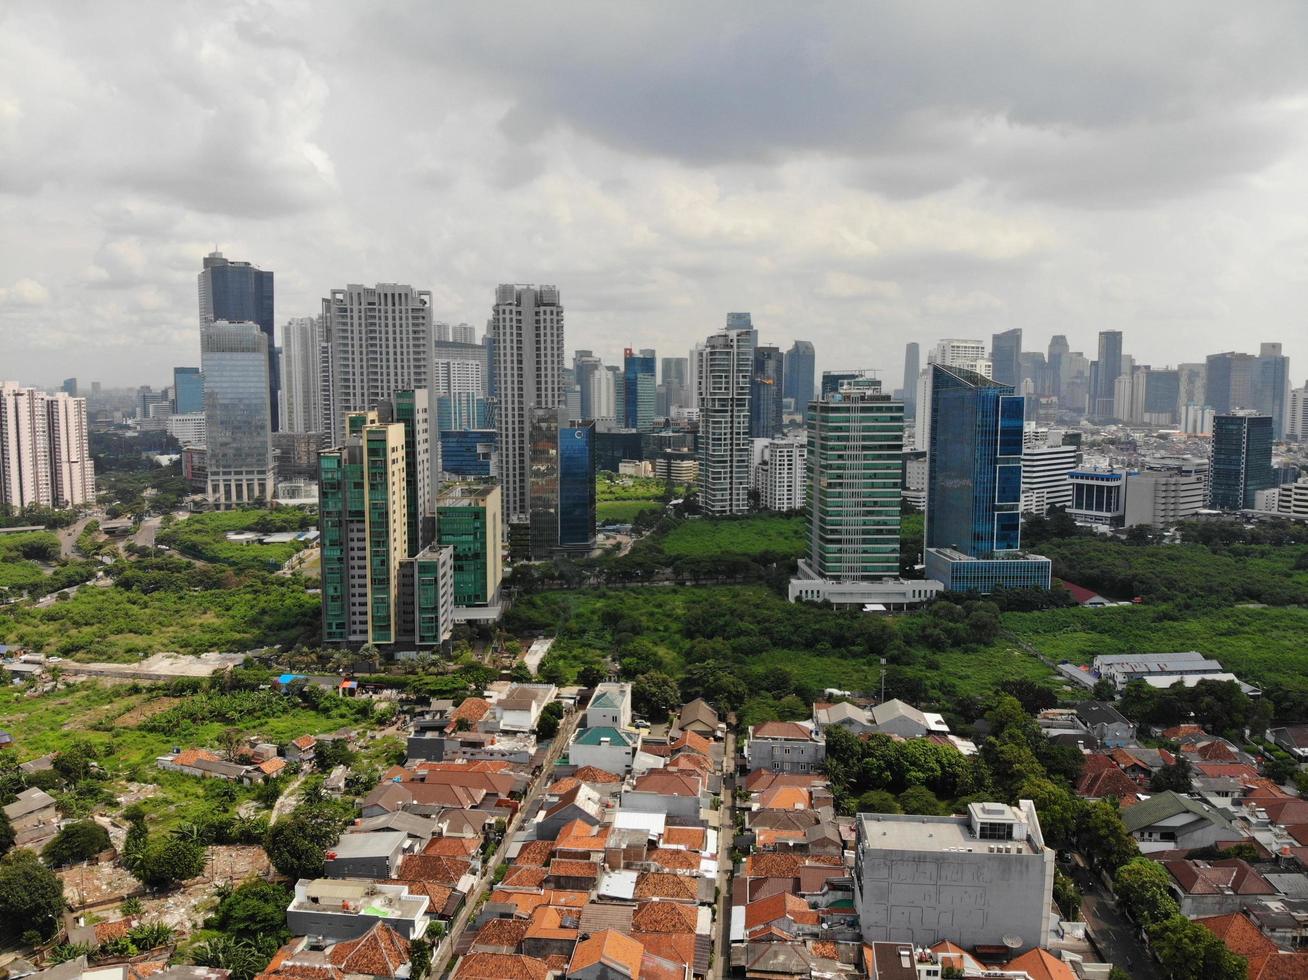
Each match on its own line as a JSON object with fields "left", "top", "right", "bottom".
{"left": 745, "top": 738, "right": 825, "bottom": 773}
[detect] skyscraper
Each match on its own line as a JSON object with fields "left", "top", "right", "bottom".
{"left": 750, "top": 345, "right": 784, "bottom": 438}
{"left": 279, "top": 317, "right": 322, "bottom": 434}
{"left": 696, "top": 320, "right": 753, "bottom": 515}
{"left": 172, "top": 366, "right": 204, "bottom": 415}
{"left": 61, "top": 378, "right": 77, "bottom": 397}
{"left": 990, "top": 329, "right": 1022, "bottom": 388}
{"left": 198, "top": 251, "right": 278, "bottom": 431}
{"left": 200, "top": 321, "right": 274, "bottom": 509}
{"left": 901, "top": 343, "right": 919, "bottom": 419}
{"left": 1255, "top": 342, "right": 1290, "bottom": 438}
{"left": 526, "top": 409, "right": 596, "bottom": 558}
{"left": 1206, "top": 351, "right": 1257, "bottom": 415}
{"left": 913, "top": 339, "right": 992, "bottom": 451}
{"left": 436, "top": 483, "right": 503, "bottom": 609}
{"left": 1177, "top": 363, "right": 1207, "bottom": 416}
{"left": 1091, "top": 330, "right": 1123, "bottom": 419}
{"left": 433, "top": 340, "right": 488, "bottom": 431}
{"left": 1046, "top": 335, "right": 1069, "bottom": 398}
{"left": 1288, "top": 382, "right": 1308, "bottom": 441}
{"left": 1209, "top": 413, "right": 1274, "bottom": 510}
{"left": 491, "top": 284, "right": 564, "bottom": 527}
{"left": 321, "top": 283, "right": 433, "bottom": 441}
{"left": 623, "top": 348, "right": 657, "bottom": 431}
{"left": 923, "top": 365, "right": 1050, "bottom": 592}
{"left": 0, "top": 383, "right": 95, "bottom": 509}
{"left": 784, "top": 341, "right": 816, "bottom": 414}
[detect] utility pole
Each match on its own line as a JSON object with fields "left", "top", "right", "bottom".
{"left": 880, "top": 658, "right": 887, "bottom": 703}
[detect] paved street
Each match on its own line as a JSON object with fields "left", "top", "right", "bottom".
{"left": 1071, "top": 864, "right": 1160, "bottom": 980}
{"left": 712, "top": 729, "right": 737, "bottom": 980}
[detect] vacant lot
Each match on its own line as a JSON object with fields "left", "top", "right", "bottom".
{"left": 661, "top": 514, "right": 806, "bottom": 558}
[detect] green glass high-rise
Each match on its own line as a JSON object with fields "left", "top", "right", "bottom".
{"left": 436, "top": 483, "right": 503, "bottom": 608}
{"left": 805, "top": 376, "right": 903, "bottom": 580}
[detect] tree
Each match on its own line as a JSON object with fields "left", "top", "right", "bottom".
{"left": 43, "top": 820, "right": 111, "bottom": 867}
{"left": 208, "top": 879, "right": 292, "bottom": 943}
{"left": 1092, "top": 678, "right": 1118, "bottom": 702}
{"left": 897, "top": 785, "right": 948, "bottom": 816}
{"left": 0, "top": 848, "right": 65, "bottom": 941}
{"left": 316, "top": 738, "right": 356, "bottom": 771}
{"left": 1053, "top": 869, "right": 1081, "bottom": 921}
{"left": 1150, "top": 757, "right": 1194, "bottom": 794}
{"left": 131, "top": 835, "right": 206, "bottom": 889}
{"left": 536, "top": 701, "right": 565, "bottom": 740}
{"left": 1077, "top": 800, "right": 1138, "bottom": 874}
{"left": 0, "top": 813, "right": 13, "bottom": 858}
{"left": 264, "top": 804, "right": 349, "bottom": 881}
{"left": 409, "top": 938, "right": 432, "bottom": 979}
{"left": 578, "top": 664, "right": 607, "bottom": 689}
{"left": 193, "top": 935, "right": 276, "bottom": 980}
{"left": 857, "top": 790, "right": 902, "bottom": 814}
{"left": 632, "top": 671, "right": 680, "bottom": 719}
{"left": 1018, "top": 777, "right": 1080, "bottom": 851}
{"left": 1115, "top": 858, "right": 1180, "bottom": 927}
{"left": 1148, "top": 915, "right": 1247, "bottom": 980}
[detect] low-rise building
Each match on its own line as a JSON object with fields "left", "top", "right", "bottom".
{"left": 286, "top": 879, "right": 430, "bottom": 942}
{"left": 3, "top": 786, "right": 59, "bottom": 849}
{"left": 744, "top": 721, "right": 826, "bottom": 774}
{"left": 1073, "top": 700, "right": 1135, "bottom": 748}
{"left": 324, "top": 831, "right": 409, "bottom": 880}
{"left": 1120, "top": 791, "right": 1239, "bottom": 854}
{"left": 586, "top": 683, "right": 633, "bottom": 729}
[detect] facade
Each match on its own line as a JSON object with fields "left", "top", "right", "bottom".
{"left": 1289, "top": 383, "right": 1308, "bottom": 441}
{"left": 1124, "top": 459, "right": 1209, "bottom": 527}
{"left": 750, "top": 345, "right": 785, "bottom": 438}
{"left": 1067, "top": 469, "right": 1127, "bottom": 527}
{"left": 1209, "top": 413, "right": 1274, "bottom": 510}
{"left": 622, "top": 348, "right": 656, "bottom": 432}
{"left": 201, "top": 321, "right": 274, "bottom": 509}
{"left": 491, "top": 284, "right": 565, "bottom": 527}
{"left": 900, "top": 342, "right": 919, "bottom": 418}
{"left": 990, "top": 328, "right": 1022, "bottom": 388}
{"left": 440, "top": 429, "right": 497, "bottom": 478}
{"left": 913, "top": 339, "right": 992, "bottom": 451}
{"left": 1091, "top": 329, "right": 1123, "bottom": 419}
{"left": 434, "top": 341, "right": 489, "bottom": 431}
{"left": 1256, "top": 342, "right": 1290, "bottom": 438}
{"left": 173, "top": 366, "right": 204, "bottom": 414}
{"left": 280, "top": 316, "right": 323, "bottom": 434}
{"left": 436, "top": 484, "right": 503, "bottom": 607}
{"left": 1019, "top": 435, "right": 1080, "bottom": 515}
{"left": 321, "top": 283, "right": 434, "bottom": 441}
{"left": 755, "top": 439, "right": 806, "bottom": 512}
{"left": 526, "top": 410, "right": 596, "bottom": 558}
{"left": 855, "top": 801, "right": 1054, "bottom": 953}
{"left": 165, "top": 412, "right": 206, "bottom": 447}
{"left": 1205, "top": 352, "right": 1257, "bottom": 415}
{"left": 696, "top": 320, "right": 753, "bottom": 515}
{"left": 784, "top": 341, "right": 815, "bottom": 416}
{"left": 0, "top": 384, "right": 96, "bottom": 509}
{"left": 198, "top": 251, "right": 277, "bottom": 430}
{"left": 924, "top": 365, "right": 1050, "bottom": 592}
{"left": 744, "top": 720, "right": 826, "bottom": 773}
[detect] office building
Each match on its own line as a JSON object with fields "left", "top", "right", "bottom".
{"left": 137, "top": 386, "right": 168, "bottom": 420}
{"left": 172, "top": 367, "right": 204, "bottom": 415}
{"left": 913, "top": 339, "right": 992, "bottom": 451}
{"left": 923, "top": 365, "right": 1051, "bottom": 591}
{"left": 1047, "top": 335, "right": 1069, "bottom": 398}
{"left": 201, "top": 321, "right": 274, "bottom": 509}
{"left": 750, "top": 345, "right": 784, "bottom": 438}
{"left": 1205, "top": 351, "right": 1257, "bottom": 415}
{"left": 900, "top": 342, "right": 919, "bottom": 418}
{"left": 821, "top": 370, "right": 861, "bottom": 398}
{"left": 279, "top": 317, "right": 322, "bottom": 434}
{"left": 525, "top": 409, "right": 595, "bottom": 558}
{"left": 783, "top": 341, "right": 815, "bottom": 416}
{"left": 575, "top": 353, "right": 603, "bottom": 420}
{"left": 1058, "top": 350, "right": 1091, "bottom": 413}
{"left": 1142, "top": 368, "right": 1180, "bottom": 425}
{"left": 855, "top": 801, "right": 1054, "bottom": 953}
{"left": 1289, "top": 383, "right": 1308, "bottom": 441}
{"left": 696, "top": 319, "right": 753, "bottom": 515}
{"left": 321, "top": 283, "right": 433, "bottom": 441}
{"left": 319, "top": 409, "right": 453, "bottom": 650}
{"left": 1260, "top": 479, "right": 1308, "bottom": 521}
{"left": 165, "top": 412, "right": 206, "bottom": 448}
{"left": 1125, "top": 458, "right": 1209, "bottom": 527}
{"left": 435, "top": 321, "right": 477, "bottom": 345}
{"left": 1177, "top": 363, "right": 1206, "bottom": 415}
{"left": 990, "top": 328, "right": 1022, "bottom": 388}
{"left": 1209, "top": 413, "right": 1274, "bottom": 510}
{"left": 1067, "top": 469, "right": 1128, "bottom": 527}
{"left": 1090, "top": 329, "right": 1123, "bottom": 419}
{"left": 439, "top": 429, "right": 496, "bottom": 479}
{"left": 1020, "top": 431, "right": 1080, "bottom": 515}
{"left": 60, "top": 378, "right": 77, "bottom": 397}
{"left": 198, "top": 251, "right": 277, "bottom": 430}
{"left": 490, "top": 284, "right": 564, "bottom": 530}
{"left": 435, "top": 483, "right": 503, "bottom": 613}
{"left": 753, "top": 439, "right": 806, "bottom": 512}
{"left": 1256, "top": 342, "right": 1290, "bottom": 438}
{"left": 623, "top": 348, "right": 656, "bottom": 431}
{"left": 271, "top": 431, "right": 323, "bottom": 482}
{"left": 389, "top": 389, "right": 435, "bottom": 554}
{"left": 0, "top": 384, "right": 95, "bottom": 509}
{"left": 1181, "top": 403, "right": 1216, "bottom": 435}
{"left": 433, "top": 339, "right": 490, "bottom": 433}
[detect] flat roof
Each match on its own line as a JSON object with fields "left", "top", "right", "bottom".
{"left": 857, "top": 812, "right": 1037, "bottom": 854}
{"left": 329, "top": 831, "right": 407, "bottom": 858}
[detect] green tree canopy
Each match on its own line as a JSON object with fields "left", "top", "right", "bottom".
{"left": 43, "top": 820, "right": 111, "bottom": 867}
{"left": 0, "top": 848, "right": 65, "bottom": 941}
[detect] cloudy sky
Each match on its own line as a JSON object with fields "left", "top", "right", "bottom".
{"left": 3, "top": 2, "right": 1308, "bottom": 390}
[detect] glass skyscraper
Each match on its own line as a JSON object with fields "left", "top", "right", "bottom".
{"left": 198, "top": 252, "right": 277, "bottom": 430}
{"left": 783, "top": 341, "right": 815, "bottom": 413}
{"left": 1209, "top": 413, "right": 1274, "bottom": 510}
{"left": 559, "top": 419, "right": 597, "bottom": 551}
{"left": 623, "top": 348, "right": 656, "bottom": 431}
{"left": 173, "top": 366, "right": 203, "bottom": 414}
{"left": 751, "top": 346, "right": 785, "bottom": 438}
{"left": 924, "top": 364, "right": 1050, "bottom": 591}
{"left": 200, "top": 321, "right": 273, "bottom": 509}
{"left": 440, "top": 429, "right": 497, "bottom": 477}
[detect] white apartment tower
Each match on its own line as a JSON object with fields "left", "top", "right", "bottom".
{"left": 755, "top": 440, "right": 807, "bottom": 511}
{"left": 490, "top": 284, "right": 565, "bottom": 523}
{"left": 280, "top": 316, "right": 323, "bottom": 434}
{"left": 321, "top": 284, "right": 433, "bottom": 441}
{"left": 696, "top": 321, "right": 753, "bottom": 515}
{"left": 1289, "top": 383, "right": 1308, "bottom": 441}
{"left": 1020, "top": 429, "right": 1080, "bottom": 515}
{"left": 0, "top": 384, "right": 95, "bottom": 509}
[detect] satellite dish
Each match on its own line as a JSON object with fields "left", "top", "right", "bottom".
{"left": 1003, "top": 935, "right": 1023, "bottom": 949}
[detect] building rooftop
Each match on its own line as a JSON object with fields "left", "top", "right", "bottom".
{"left": 328, "top": 831, "right": 407, "bottom": 860}
{"left": 858, "top": 805, "right": 1040, "bottom": 855}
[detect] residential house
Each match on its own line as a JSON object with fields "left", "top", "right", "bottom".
{"left": 3, "top": 786, "right": 59, "bottom": 849}
{"left": 1074, "top": 701, "right": 1135, "bottom": 748}
{"left": 453, "top": 952, "right": 548, "bottom": 980}
{"left": 325, "top": 831, "right": 409, "bottom": 880}
{"left": 1270, "top": 726, "right": 1308, "bottom": 761}
{"left": 537, "top": 784, "right": 605, "bottom": 840}
{"left": 1120, "top": 791, "right": 1240, "bottom": 853}
{"left": 570, "top": 727, "right": 638, "bottom": 774}
{"left": 811, "top": 702, "right": 874, "bottom": 735}
{"left": 744, "top": 721, "right": 826, "bottom": 774}
{"left": 673, "top": 699, "right": 720, "bottom": 738}
{"left": 286, "top": 735, "right": 318, "bottom": 765}
{"left": 586, "top": 683, "right": 633, "bottom": 729}
{"left": 868, "top": 699, "right": 950, "bottom": 740}
{"left": 287, "top": 879, "right": 430, "bottom": 941}
{"left": 1161, "top": 859, "right": 1276, "bottom": 917}
{"left": 489, "top": 685, "right": 557, "bottom": 734}
{"left": 1197, "top": 912, "right": 1308, "bottom": 980}
{"left": 621, "top": 770, "right": 706, "bottom": 823}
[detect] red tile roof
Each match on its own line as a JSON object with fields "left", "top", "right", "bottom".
{"left": 634, "top": 872, "right": 700, "bottom": 902}
{"left": 744, "top": 892, "right": 818, "bottom": 930}
{"left": 396, "top": 854, "right": 471, "bottom": 886}
{"left": 647, "top": 848, "right": 702, "bottom": 871}
{"left": 472, "top": 917, "right": 529, "bottom": 950}
{"left": 1006, "top": 948, "right": 1076, "bottom": 980}
{"left": 751, "top": 721, "right": 815, "bottom": 740}
{"left": 515, "top": 840, "right": 555, "bottom": 867}
{"left": 423, "top": 836, "right": 480, "bottom": 857}
{"left": 328, "top": 922, "right": 410, "bottom": 978}
{"left": 173, "top": 748, "right": 221, "bottom": 767}
{"left": 450, "top": 697, "right": 493, "bottom": 726}
{"left": 1197, "top": 912, "right": 1280, "bottom": 958}
{"left": 632, "top": 770, "right": 703, "bottom": 797}
{"left": 500, "top": 866, "right": 548, "bottom": 890}
{"left": 743, "top": 852, "right": 842, "bottom": 878}
{"left": 548, "top": 859, "right": 601, "bottom": 879}
{"left": 632, "top": 932, "right": 696, "bottom": 967}
{"left": 660, "top": 827, "right": 707, "bottom": 850}
{"left": 569, "top": 930, "right": 644, "bottom": 978}
{"left": 454, "top": 952, "right": 548, "bottom": 980}
{"left": 632, "top": 901, "right": 698, "bottom": 933}
{"left": 292, "top": 735, "right": 317, "bottom": 750}
{"left": 572, "top": 765, "right": 622, "bottom": 784}
{"left": 671, "top": 731, "right": 711, "bottom": 756}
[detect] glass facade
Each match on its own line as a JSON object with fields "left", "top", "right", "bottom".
{"left": 438, "top": 504, "right": 491, "bottom": 605}
{"left": 926, "top": 365, "right": 1024, "bottom": 557}
{"left": 751, "top": 346, "right": 785, "bottom": 438}
{"left": 173, "top": 367, "right": 203, "bottom": 414}
{"left": 783, "top": 341, "right": 815, "bottom": 413}
{"left": 440, "top": 429, "right": 497, "bottom": 477}
{"left": 436, "top": 392, "right": 489, "bottom": 431}
{"left": 624, "top": 349, "right": 656, "bottom": 431}
{"left": 318, "top": 450, "right": 348, "bottom": 643}
{"left": 528, "top": 409, "right": 560, "bottom": 559}
{"left": 924, "top": 550, "right": 1052, "bottom": 592}
{"left": 200, "top": 322, "right": 273, "bottom": 508}
{"left": 200, "top": 253, "right": 277, "bottom": 430}
{"left": 559, "top": 419, "right": 596, "bottom": 550}
{"left": 1210, "top": 413, "right": 1274, "bottom": 510}
{"left": 392, "top": 389, "right": 432, "bottom": 554}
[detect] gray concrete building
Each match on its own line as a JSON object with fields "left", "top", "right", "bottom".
{"left": 744, "top": 720, "right": 825, "bottom": 773}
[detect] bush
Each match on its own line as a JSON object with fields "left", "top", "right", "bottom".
{"left": 43, "top": 820, "right": 111, "bottom": 867}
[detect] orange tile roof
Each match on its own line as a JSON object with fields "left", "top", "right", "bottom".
{"left": 667, "top": 753, "right": 712, "bottom": 773}
{"left": 396, "top": 854, "right": 471, "bottom": 886}
{"left": 751, "top": 721, "right": 814, "bottom": 740}
{"left": 744, "top": 852, "right": 842, "bottom": 878}
{"left": 634, "top": 872, "right": 699, "bottom": 902}
{"left": 1006, "top": 948, "right": 1076, "bottom": 980}
{"left": 515, "top": 840, "right": 555, "bottom": 866}
{"left": 660, "top": 827, "right": 707, "bottom": 850}
{"left": 647, "top": 848, "right": 701, "bottom": 871}
{"left": 450, "top": 697, "right": 492, "bottom": 725}
{"left": 671, "top": 731, "right": 711, "bottom": 756}
{"left": 810, "top": 940, "right": 839, "bottom": 960}
{"left": 744, "top": 892, "right": 817, "bottom": 930}
{"left": 418, "top": 759, "right": 513, "bottom": 772}
{"left": 258, "top": 758, "right": 287, "bottom": 776}
{"left": 632, "top": 932, "right": 696, "bottom": 967}
{"left": 632, "top": 901, "right": 698, "bottom": 934}
{"left": 328, "top": 922, "right": 410, "bottom": 978}
{"left": 569, "top": 929, "right": 645, "bottom": 978}
{"left": 454, "top": 952, "right": 548, "bottom": 980}
{"left": 548, "top": 777, "right": 580, "bottom": 796}
{"left": 472, "top": 917, "right": 529, "bottom": 950}
{"left": 173, "top": 748, "right": 221, "bottom": 767}
{"left": 423, "top": 836, "right": 481, "bottom": 857}
{"left": 1247, "top": 951, "right": 1308, "bottom": 979}
{"left": 548, "top": 858, "right": 601, "bottom": 879}
{"left": 632, "top": 770, "right": 703, "bottom": 797}
{"left": 758, "top": 785, "right": 811, "bottom": 810}
{"left": 524, "top": 905, "right": 579, "bottom": 941}
{"left": 501, "top": 866, "right": 548, "bottom": 890}
{"left": 1197, "top": 913, "right": 1280, "bottom": 959}
{"left": 292, "top": 735, "right": 317, "bottom": 750}
{"left": 572, "top": 765, "right": 623, "bottom": 784}
{"left": 754, "top": 828, "right": 807, "bottom": 848}
{"left": 379, "top": 878, "right": 453, "bottom": 909}
{"left": 489, "top": 888, "right": 589, "bottom": 918}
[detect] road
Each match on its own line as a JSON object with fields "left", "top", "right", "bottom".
{"left": 429, "top": 705, "right": 582, "bottom": 978}
{"left": 129, "top": 515, "right": 164, "bottom": 550}
{"left": 57, "top": 514, "right": 97, "bottom": 558}
{"left": 1071, "top": 863, "right": 1161, "bottom": 980}
{"left": 712, "top": 729, "right": 737, "bottom": 980}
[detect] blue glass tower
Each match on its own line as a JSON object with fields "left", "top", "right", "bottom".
{"left": 440, "top": 429, "right": 497, "bottom": 477}
{"left": 623, "top": 349, "right": 656, "bottom": 431}
{"left": 558, "top": 419, "right": 596, "bottom": 550}
{"left": 1209, "top": 413, "right": 1274, "bottom": 510}
{"left": 199, "top": 251, "right": 278, "bottom": 430}
{"left": 173, "top": 366, "right": 204, "bottom": 414}
{"left": 924, "top": 364, "right": 1050, "bottom": 591}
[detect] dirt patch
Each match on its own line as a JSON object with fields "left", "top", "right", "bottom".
{"left": 117, "top": 697, "right": 182, "bottom": 727}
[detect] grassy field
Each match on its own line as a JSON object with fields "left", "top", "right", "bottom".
{"left": 597, "top": 500, "right": 664, "bottom": 523}
{"left": 157, "top": 510, "right": 315, "bottom": 572}
{"left": 0, "top": 574, "right": 319, "bottom": 661}
{"left": 1004, "top": 604, "right": 1308, "bottom": 694}
{"left": 596, "top": 475, "right": 682, "bottom": 501}
{"left": 661, "top": 514, "right": 806, "bottom": 558}
{"left": 0, "top": 682, "right": 370, "bottom": 828}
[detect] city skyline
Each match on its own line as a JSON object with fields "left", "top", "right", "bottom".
{"left": 6, "top": 4, "right": 1308, "bottom": 386}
